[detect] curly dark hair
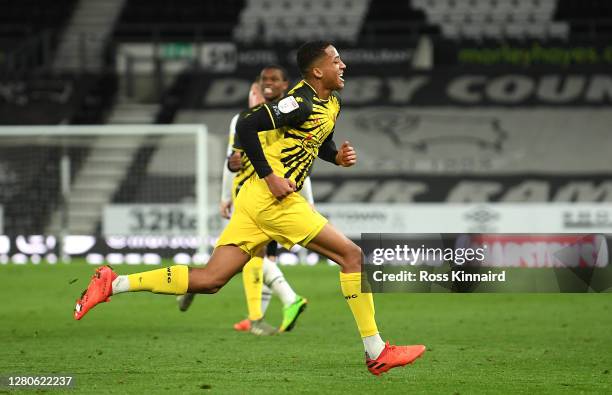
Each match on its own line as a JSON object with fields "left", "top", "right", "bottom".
{"left": 296, "top": 41, "right": 333, "bottom": 77}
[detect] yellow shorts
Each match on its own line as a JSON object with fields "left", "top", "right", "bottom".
{"left": 217, "top": 177, "right": 327, "bottom": 257}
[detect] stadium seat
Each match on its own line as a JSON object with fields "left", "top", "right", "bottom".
{"left": 413, "top": 0, "right": 571, "bottom": 40}
{"left": 234, "top": 0, "right": 370, "bottom": 44}
{"left": 461, "top": 24, "right": 484, "bottom": 40}
{"left": 441, "top": 23, "right": 461, "bottom": 38}
{"left": 505, "top": 23, "right": 526, "bottom": 39}
{"left": 549, "top": 22, "right": 569, "bottom": 39}
{"left": 468, "top": 12, "right": 488, "bottom": 24}
{"left": 471, "top": 0, "right": 494, "bottom": 14}
{"left": 482, "top": 23, "right": 503, "bottom": 38}
{"left": 525, "top": 23, "right": 546, "bottom": 38}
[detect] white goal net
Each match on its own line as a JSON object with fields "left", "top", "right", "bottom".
{"left": 0, "top": 124, "right": 211, "bottom": 264}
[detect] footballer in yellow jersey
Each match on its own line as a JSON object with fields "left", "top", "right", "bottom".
{"left": 237, "top": 79, "right": 341, "bottom": 192}
{"left": 74, "top": 42, "right": 426, "bottom": 376}
{"left": 180, "top": 67, "right": 310, "bottom": 335}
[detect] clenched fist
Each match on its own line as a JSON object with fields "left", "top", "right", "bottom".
{"left": 264, "top": 173, "right": 296, "bottom": 200}
{"left": 335, "top": 141, "right": 357, "bottom": 167}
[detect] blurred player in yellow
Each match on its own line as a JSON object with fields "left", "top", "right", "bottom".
{"left": 177, "top": 66, "right": 311, "bottom": 336}
{"left": 74, "top": 41, "right": 426, "bottom": 376}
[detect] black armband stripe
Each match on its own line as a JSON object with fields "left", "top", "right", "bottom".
{"left": 317, "top": 132, "right": 338, "bottom": 165}
{"left": 236, "top": 107, "right": 275, "bottom": 178}
{"left": 318, "top": 149, "right": 338, "bottom": 164}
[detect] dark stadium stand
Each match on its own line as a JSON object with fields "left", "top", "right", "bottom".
{"left": 235, "top": 0, "right": 371, "bottom": 44}
{"left": 0, "top": 73, "right": 117, "bottom": 239}
{"left": 0, "top": 74, "right": 89, "bottom": 125}
{"left": 2, "top": 0, "right": 611, "bottom": 237}
{"left": 359, "top": 0, "right": 438, "bottom": 44}
{"left": 0, "top": 73, "right": 117, "bottom": 125}
{"left": 0, "top": 146, "right": 61, "bottom": 234}
{"left": 0, "top": 0, "right": 77, "bottom": 72}
{"left": 113, "top": 0, "right": 245, "bottom": 41}
{"left": 70, "top": 73, "right": 118, "bottom": 124}
{"left": 411, "top": 0, "right": 569, "bottom": 40}
{"left": 400, "top": 0, "right": 610, "bottom": 41}
{"left": 555, "top": 0, "right": 612, "bottom": 38}
{"left": 0, "top": 71, "right": 118, "bottom": 234}
{"left": 3, "top": 0, "right": 608, "bottom": 74}
{"left": 106, "top": 0, "right": 612, "bottom": 45}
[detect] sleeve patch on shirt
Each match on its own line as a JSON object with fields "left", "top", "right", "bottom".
{"left": 278, "top": 96, "right": 299, "bottom": 114}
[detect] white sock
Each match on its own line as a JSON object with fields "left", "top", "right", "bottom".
{"left": 261, "top": 284, "right": 272, "bottom": 314}
{"left": 111, "top": 275, "right": 130, "bottom": 295}
{"left": 363, "top": 333, "right": 385, "bottom": 359}
{"left": 263, "top": 256, "right": 297, "bottom": 307}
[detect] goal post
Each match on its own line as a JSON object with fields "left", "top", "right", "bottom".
{"left": 0, "top": 124, "right": 210, "bottom": 263}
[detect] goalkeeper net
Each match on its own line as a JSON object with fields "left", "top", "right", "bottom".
{"left": 0, "top": 124, "right": 213, "bottom": 263}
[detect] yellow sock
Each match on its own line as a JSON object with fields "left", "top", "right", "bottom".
{"left": 242, "top": 257, "right": 264, "bottom": 321}
{"left": 340, "top": 271, "right": 379, "bottom": 337}
{"left": 126, "top": 265, "right": 189, "bottom": 295}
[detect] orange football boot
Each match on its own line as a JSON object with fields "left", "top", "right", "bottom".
{"left": 233, "top": 319, "right": 251, "bottom": 332}
{"left": 366, "top": 342, "right": 426, "bottom": 376}
{"left": 74, "top": 265, "right": 117, "bottom": 320}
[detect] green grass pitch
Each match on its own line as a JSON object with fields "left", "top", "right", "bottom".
{"left": 1, "top": 261, "right": 611, "bottom": 394}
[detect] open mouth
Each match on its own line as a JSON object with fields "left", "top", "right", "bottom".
{"left": 339, "top": 73, "right": 344, "bottom": 82}
{"left": 263, "top": 87, "right": 273, "bottom": 95}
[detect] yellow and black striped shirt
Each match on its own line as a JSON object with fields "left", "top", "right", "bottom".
{"left": 230, "top": 115, "right": 269, "bottom": 199}
{"left": 238, "top": 80, "right": 341, "bottom": 191}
